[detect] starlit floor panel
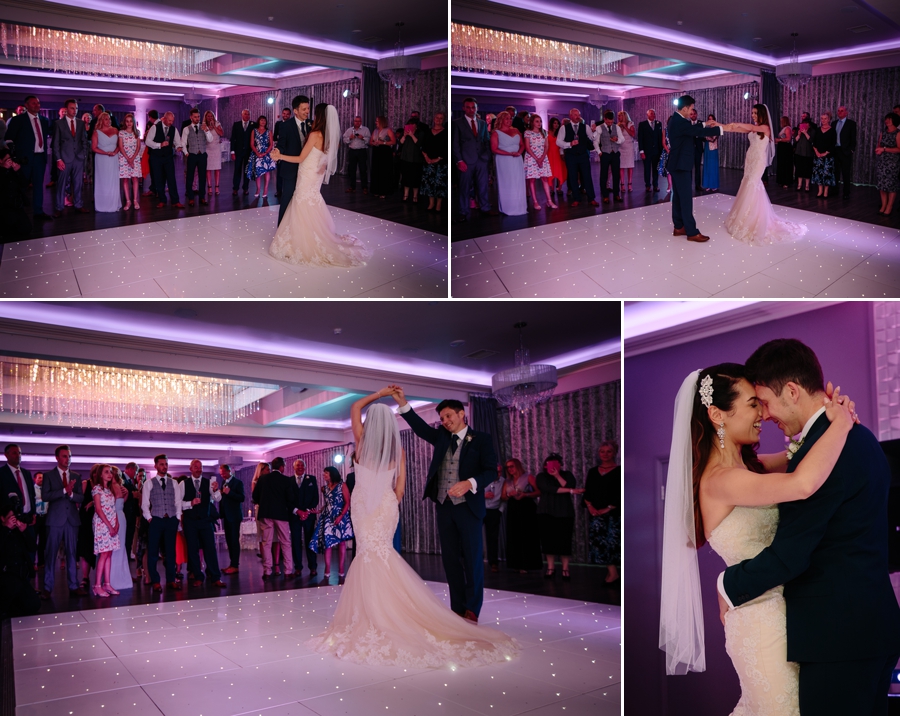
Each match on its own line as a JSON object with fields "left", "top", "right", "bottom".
{"left": 451, "top": 193, "right": 900, "bottom": 298}
{"left": 0, "top": 206, "right": 448, "bottom": 298}
{"left": 10, "top": 583, "right": 619, "bottom": 716}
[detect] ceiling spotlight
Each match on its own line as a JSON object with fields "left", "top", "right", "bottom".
{"left": 673, "top": 99, "right": 679, "bottom": 106}
{"left": 342, "top": 89, "right": 349, "bottom": 98}
{"left": 334, "top": 328, "right": 342, "bottom": 335}
{"left": 267, "top": 97, "right": 275, "bottom": 105}
{"left": 333, "top": 454, "right": 344, "bottom": 464}
{"left": 743, "top": 92, "right": 750, "bottom": 100}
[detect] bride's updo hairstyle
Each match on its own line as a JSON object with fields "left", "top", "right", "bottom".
{"left": 752, "top": 103, "right": 769, "bottom": 139}
{"left": 691, "top": 363, "right": 765, "bottom": 547}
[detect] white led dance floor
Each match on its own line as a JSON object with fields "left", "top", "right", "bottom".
{"left": 452, "top": 193, "right": 900, "bottom": 298}
{"left": 11, "top": 583, "right": 619, "bottom": 716}
{"left": 0, "top": 207, "right": 448, "bottom": 298}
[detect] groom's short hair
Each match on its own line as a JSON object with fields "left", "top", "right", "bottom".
{"left": 436, "top": 399, "right": 465, "bottom": 414}
{"left": 676, "top": 95, "right": 695, "bottom": 110}
{"left": 292, "top": 95, "right": 310, "bottom": 110}
{"left": 745, "top": 339, "right": 825, "bottom": 397}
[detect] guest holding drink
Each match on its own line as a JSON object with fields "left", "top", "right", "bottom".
{"left": 246, "top": 116, "right": 276, "bottom": 199}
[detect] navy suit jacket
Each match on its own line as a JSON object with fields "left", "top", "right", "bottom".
{"left": 5, "top": 113, "right": 51, "bottom": 164}
{"left": 253, "top": 470, "right": 297, "bottom": 521}
{"left": 229, "top": 120, "right": 257, "bottom": 159}
{"left": 400, "top": 406, "right": 497, "bottom": 519}
{"left": 666, "top": 112, "right": 720, "bottom": 173}
{"left": 219, "top": 476, "right": 245, "bottom": 522}
{"left": 275, "top": 117, "right": 308, "bottom": 180}
{"left": 723, "top": 415, "right": 900, "bottom": 663}
{"left": 0, "top": 464, "right": 36, "bottom": 521}
{"left": 42, "top": 467, "right": 83, "bottom": 528}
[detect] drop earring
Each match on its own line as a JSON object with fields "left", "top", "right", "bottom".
{"left": 717, "top": 423, "right": 725, "bottom": 449}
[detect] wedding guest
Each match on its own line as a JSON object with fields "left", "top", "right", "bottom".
{"left": 39, "top": 446, "right": 84, "bottom": 599}
{"left": 659, "top": 125, "right": 673, "bottom": 195}
{"left": 876, "top": 112, "right": 900, "bottom": 216}
{"left": 290, "top": 459, "right": 319, "bottom": 576}
{"left": 547, "top": 117, "right": 567, "bottom": 199}
{"left": 342, "top": 116, "right": 370, "bottom": 193}
{"left": 90, "top": 464, "right": 120, "bottom": 597}
{"left": 557, "top": 108, "right": 597, "bottom": 206}
{"left": 0, "top": 147, "right": 32, "bottom": 241}
{"left": 524, "top": 114, "right": 557, "bottom": 210}
{"left": 181, "top": 459, "right": 226, "bottom": 588}
{"left": 800, "top": 111, "right": 818, "bottom": 136}
{"left": 133, "top": 468, "right": 151, "bottom": 583}
{"left": 584, "top": 442, "right": 620, "bottom": 583}
{"left": 452, "top": 97, "right": 494, "bottom": 220}
{"left": 145, "top": 112, "right": 183, "bottom": 208}
{"left": 794, "top": 118, "right": 815, "bottom": 192}
{"left": 369, "top": 116, "right": 396, "bottom": 199}
{"left": 141, "top": 110, "right": 158, "bottom": 197}
{"left": 596, "top": 111, "right": 623, "bottom": 203}
{"left": 121, "top": 462, "right": 139, "bottom": 562}
{"left": 52, "top": 98, "right": 89, "bottom": 217}
{"left": 92, "top": 112, "right": 121, "bottom": 212}
{"left": 834, "top": 106, "right": 857, "bottom": 199}
{"left": 219, "top": 463, "right": 245, "bottom": 574}
{"left": 492, "top": 110, "right": 527, "bottom": 216}
{"left": 107, "top": 467, "right": 132, "bottom": 592}
{"left": 617, "top": 111, "right": 636, "bottom": 193}
{"left": 142, "top": 454, "right": 182, "bottom": 591}
{"left": 501, "top": 458, "right": 541, "bottom": 573}
{"left": 4, "top": 95, "right": 52, "bottom": 221}
{"left": 689, "top": 107, "right": 704, "bottom": 191}
{"left": 312, "top": 466, "right": 353, "bottom": 579}
{"left": 536, "top": 453, "right": 584, "bottom": 580}
{"left": 702, "top": 114, "right": 720, "bottom": 192}
{"left": 399, "top": 114, "right": 426, "bottom": 203}
{"left": 203, "top": 110, "right": 224, "bottom": 196}
{"left": 273, "top": 108, "right": 291, "bottom": 197}
{"left": 0, "top": 444, "right": 36, "bottom": 572}
{"left": 87, "top": 103, "right": 118, "bottom": 139}
{"left": 253, "top": 455, "right": 296, "bottom": 580}
{"left": 116, "top": 113, "right": 143, "bottom": 210}
{"left": 774, "top": 116, "right": 794, "bottom": 188}
{"left": 246, "top": 115, "right": 275, "bottom": 198}
{"left": 812, "top": 111, "right": 837, "bottom": 198}
{"left": 230, "top": 109, "right": 255, "bottom": 195}
{"left": 515, "top": 111, "right": 529, "bottom": 135}
{"left": 76, "top": 470, "right": 96, "bottom": 593}
{"left": 0, "top": 498, "right": 41, "bottom": 618}
{"left": 484, "top": 466, "right": 504, "bottom": 573}
{"left": 33, "top": 472, "right": 47, "bottom": 571}
{"left": 421, "top": 112, "right": 447, "bottom": 212}
{"left": 251, "top": 461, "right": 270, "bottom": 561}
{"left": 182, "top": 108, "right": 209, "bottom": 206}
{"left": 638, "top": 108, "right": 663, "bottom": 192}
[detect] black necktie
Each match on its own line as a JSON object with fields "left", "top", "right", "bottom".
{"left": 450, "top": 434, "right": 460, "bottom": 455}
{"left": 160, "top": 477, "right": 166, "bottom": 491}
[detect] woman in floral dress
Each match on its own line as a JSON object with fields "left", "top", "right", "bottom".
{"left": 583, "top": 442, "right": 620, "bottom": 583}
{"left": 117, "top": 113, "right": 143, "bottom": 210}
{"left": 246, "top": 115, "right": 276, "bottom": 198}
{"left": 91, "top": 463, "right": 120, "bottom": 597}
{"left": 658, "top": 126, "right": 672, "bottom": 195}
{"left": 524, "top": 115, "right": 557, "bottom": 210}
{"left": 876, "top": 111, "right": 900, "bottom": 215}
{"left": 313, "top": 466, "right": 354, "bottom": 579}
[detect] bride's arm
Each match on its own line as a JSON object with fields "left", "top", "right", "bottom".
{"left": 724, "top": 123, "right": 769, "bottom": 135}
{"left": 394, "top": 449, "right": 406, "bottom": 502}
{"left": 350, "top": 387, "right": 395, "bottom": 444}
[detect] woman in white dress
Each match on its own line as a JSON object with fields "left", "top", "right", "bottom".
{"left": 491, "top": 110, "right": 527, "bottom": 216}
{"left": 660, "top": 364, "right": 854, "bottom": 714}
{"left": 108, "top": 468, "right": 133, "bottom": 592}
{"left": 307, "top": 387, "right": 519, "bottom": 668}
{"left": 617, "top": 111, "right": 636, "bottom": 192}
{"left": 92, "top": 112, "right": 122, "bottom": 212}
{"left": 203, "top": 111, "right": 224, "bottom": 195}
{"left": 269, "top": 104, "right": 371, "bottom": 268}
{"left": 720, "top": 104, "right": 807, "bottom": 245}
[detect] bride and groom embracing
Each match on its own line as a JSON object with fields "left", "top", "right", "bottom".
{"left": 661, "top": 339, "right": 900, "bottom": 715}
{"left": 307, "top": 386, "right": 518, "bottom": 668}
{"left": 268, "top": 96, "right": 371, "bottom": 267}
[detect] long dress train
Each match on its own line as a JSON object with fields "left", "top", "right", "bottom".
{"left": 307, "top": 463, "right": 519, "bottom": 667}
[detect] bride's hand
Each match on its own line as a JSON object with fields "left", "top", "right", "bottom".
{"left": 388, "top": 385, "right": 405, "bottom": 404}
{"left": 271, "top": 148, "right": 282, "bottom": 161}
{"left": 825, "top": 381, "right": 860, "bottom": 424}
{"left": 375, "top": 386, "right": 394, "bottom": 398}
{"left": 824, "top": 386, "right": 855, "bottom": 431}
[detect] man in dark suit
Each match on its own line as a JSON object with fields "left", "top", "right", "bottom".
{"left": 289, "top": 458, "right": 319, "bottom": 576}
{"left": 218, "top": 463, "right": 245, "bottom": 574}
{"left": 721, "top": 339, "right": 900, "bottom": 715}
{"left": 689, "top": 108, "right": 705, "bottom": 191}
{"left": 39, "top": 445, "right": 85, "bottom": 598}
{"left": 5, "top": 95, "right": 52, "bottom": 220}
{"left": 181, "top": 460, "right": 226, "bottom": 588}
{"left": 667, "top": 96, "right": 723, "bottom": 243}
{"left": 145, "top": 112, "right": 184, "bottom": 208}
{"left": 275, "top": 95, "right": 311, "bottom": 226}
{"left": 51, "top": 98, "right": 90, "bottom": 217}
{"left": 392, "top": 388, "right": 497, "bottom": 623}
{"left": 252, "top": 456, "right": 298, "bottom": 579}
{"left": 273, "top": 107, "right": 292, "bottom": 197}
{"left": 121, "top": 462, "right": 140, "bottom": 561}
{"left": 230, "top": 109, "right": 256, "bottom": 196}
{"left": 637, "top": 109, "right": 663, "bottom": 192}
{"left": 0, "top": 444, "right": 37, "bottom": 573}
{"left": 86, "top": 104, "right": 118, "bottom": 140}
{"left": 452, "top": 97, "right": 494, "bottom": 221}
{"left": 834, "top": 105, "right": 857, "bottom": 200}
{"left": 557, "top": 108, "right": 598, "bottom": 207}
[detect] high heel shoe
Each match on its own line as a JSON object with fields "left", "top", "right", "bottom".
{"left": 544, "top": 570, "right": 555, "bottom": 579}
{"left": 103, "top": 583, "right": 120, "bottom": 595}
{"left": 547, "top": 202, "right": 558, "bottom": 209}
{"left": 123, "top": 201, "right": 131, "bottom": 210}
{"left": 92, "top": 585, "right": 109, "bottom": 597}
{"left": 215, "top": 185, "right": 220, "bottom": 195}
{"left": 134, "top": 201, "right": 140, "bottom": 210}
{"left": 532, "top": 202, "right": 542, "bottom": 210}
{"left": 628, "top": 182, "right": 632, "bottom": 192}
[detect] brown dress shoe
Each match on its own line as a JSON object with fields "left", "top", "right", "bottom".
{"left": 602, "top": 197, "right": 610, "bottom": 204}
{"left": 571, "top": 201, "right": 580, "bottom": 207}
{"left": 673, "top": 227, "right": 687, "bottom": 236}
{"left": 173, "top": 203, "right": 185, "bottom": 208}
{"left": 152, "top": 583, "right": 162, "bottom": 592}
{"left": 211, "top": 580, "right": 227, "bottom": 588}
{"left": 463, "top": 610, "right": 478, "bottom": 624}
{"left": 191, "top": 580, "right": 203, "bottom": 588}
{"left": 590, "top": 200, "right": 600, "bottom": 207}
{"left": 188, "top": 200, "right": 195, "bottom": 207}
{"left": 687, "top": 233, "right": 710, "bottom": 242}
{"left": 166, "top": 582, "right": 179, "bottom": 590}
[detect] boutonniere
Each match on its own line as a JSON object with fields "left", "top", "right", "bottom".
{"left": 786, "top": 438, "right": 805, "bottom": 461}
{"left": 465, "top": 434, "right": 474, "bottom": 443}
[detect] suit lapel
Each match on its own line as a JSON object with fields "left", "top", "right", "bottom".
{"left": 786, "top": 413, "right": 830, "bottom": 473}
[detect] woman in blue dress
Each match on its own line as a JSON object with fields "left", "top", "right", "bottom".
{"left": 313, "top": 466, "right": 354, "bottom": 579}
{"left": 702, "top": 114, "right": 720, "bottom": 192}
{"left": 658, "top": 125, "right": 672, "bottom": 195}
{"left": 246, "top": 115, "right": 276, "bottom": 199}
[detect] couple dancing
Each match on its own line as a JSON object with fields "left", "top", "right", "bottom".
{"left": 306, "top": 386, "right": 519, "bottom": 667}
{"left": 269, "top": 96, "right": 371, "bottom": 267}
{"left": 660, "top": 339, "right": 900, "bottom": 714}
{"left": 669, "top": 95, "right": 807, "bottom": 245}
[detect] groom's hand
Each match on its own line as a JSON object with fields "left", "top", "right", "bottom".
{"left": 448, "top": 481, "right": 472, "bottom": 498}
{"left": 389, "top": 385, "right": 407, "bottom": 406}
{"left": 825, "top": 380, "right": 860, "bottom": 423}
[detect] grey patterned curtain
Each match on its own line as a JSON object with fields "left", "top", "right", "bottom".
{"left": 214, "top": 90, "right": 283, "bottom": 140}
{"left": 382, "top": 66, "right": 447, "bottom": 128}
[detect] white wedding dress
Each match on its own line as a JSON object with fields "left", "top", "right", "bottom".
{"left": 306, "top": 462, "right": 520, "bottom": 668}
{"left": 725, "top": 132, "right": 807, "bottom": 246}
{"left": 708, "top": 505, "right": 799, "bottom": 715}
{"left": 269, "top": 145, "right": 372, "bottom": 267}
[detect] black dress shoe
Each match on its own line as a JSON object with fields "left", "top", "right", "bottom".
{"left": 262, "top": 573, "right": 270, "bottom": 581}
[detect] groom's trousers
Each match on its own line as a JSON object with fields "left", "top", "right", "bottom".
{"left": 671, "top": 170, "right": 699, "bottom": 236}
{"left": 799, "top": 653, "right": 899, "bottom": 715}
{"left": 436, "top": 498, "right": 484, "bottom": 617}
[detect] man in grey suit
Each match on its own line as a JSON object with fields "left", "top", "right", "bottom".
{"left": 51, "top": 99, "right": 89, "bottom": 218}
{"left": 452, "top": 97, "right": 494, "bottom": 222}
{"left": 40, "top": 445, "right": 85, "bottom": 599}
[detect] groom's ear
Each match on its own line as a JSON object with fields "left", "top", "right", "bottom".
{"left": 783, "top": 381, "right": 802, "bottom": 404}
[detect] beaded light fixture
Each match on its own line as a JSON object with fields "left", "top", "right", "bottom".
{"left": 0, "top": 357, "right": 279, "bottom": 433}
{"left": 491, "top": 323, "right": 557, "bottom": 414}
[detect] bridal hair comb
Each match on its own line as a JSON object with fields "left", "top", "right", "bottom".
{"left": 699, "top": 374, "right": 714, "bottom": 408}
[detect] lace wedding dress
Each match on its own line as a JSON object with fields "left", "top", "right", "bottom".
{"left": 724, "top": 132, "right": 807, "bottom": 246}
{"left": 306, "top": 463, "right": 520, "bottom": 668}
{"left": 708, "top": 505, "right": 799, "bottom": 715}
{"left": 269, "top": 145, "right": 372, "bottom": 267}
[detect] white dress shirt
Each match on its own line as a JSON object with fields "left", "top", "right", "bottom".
{"left": 343, "top": 126, "right": 371, "bottom": 149}
{"left": 398, "top": 403, "right": 477, "bottom": 493}
{"left": 141, "top": 473, "right": 183, "bottom": 521}
{"left": 144, "top": 123, "right": 171, "bottom": 150}
{"left": 27, "top": 112, "right": 45, "bottom": 153}
{"left": 556, "top": 121, "right": 596, "bottom": 149}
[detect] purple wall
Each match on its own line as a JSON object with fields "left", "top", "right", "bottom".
{"left": 624, "top": 302, "right": 878, "bottom": 715}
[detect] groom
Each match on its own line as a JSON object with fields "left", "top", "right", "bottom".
{"left": 276, "top": 94, "right": 311, "bottom": 226}
{"left": 719, "top": 339, "right": 900, "bottom": 715}
{"left": 392, "top": 387, "right": 496, "bottom": 623}
{"left": 667, "top": 95, "right": 722, "bottom": 242}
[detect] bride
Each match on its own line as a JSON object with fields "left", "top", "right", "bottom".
{"left": 660, "top": 364, "right": 854, "bottom": 713}
{"left": 270, "top": 103, "right": 372, "bottom": 267}
{"left": 719, "top": 104, "right": 808, "bottom": 245}
{"left": 306, "top": 387, "right": 519, "bottom": 668}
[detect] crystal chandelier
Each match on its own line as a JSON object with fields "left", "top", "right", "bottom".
{"left": 491, "top": 323, "right": 558, "bottom": 413}
{"left": 451, "top": 23, "right": 628, "bottom": 82}
{"left": 0, "top": 23, "right": 215, "bottom": 81}
{"left": 378, "top": 22, "right": 420, "bottom": 89}
{"left": 0, "top": 357, "right": 279, "bottom": 433}
{"left": 776, "top": 33, "right": 813, "bottom": 93}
